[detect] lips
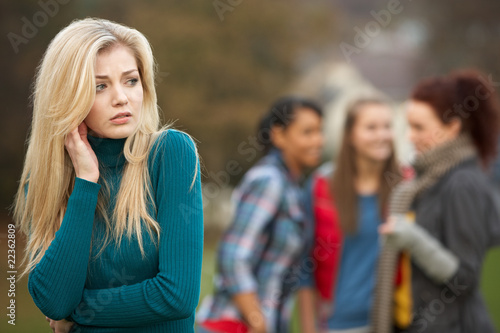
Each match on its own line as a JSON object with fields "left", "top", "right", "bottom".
{"left": 111, "top": 112, "right": 131, "bottom": 120}
{"left": 110, "top": 111, "right": 132, "bottom": 125}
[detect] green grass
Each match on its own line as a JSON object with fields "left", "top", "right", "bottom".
{"left": 482, "top": 247, "right": 500, "bottom": 329}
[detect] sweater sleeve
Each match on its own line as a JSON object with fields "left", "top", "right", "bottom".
{"left": 441, "top": 171, "right": 492, "bottom": 292}
{"left": 217, "top": 171, "right": 283, "bottom": 295}
{"left": 28, "top": 177, "right": 101, "bottom": 320}
{"left": 70, "top": 130, "right": 204, "bottom": 327}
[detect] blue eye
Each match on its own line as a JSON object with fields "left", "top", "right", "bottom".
{"left": 96, "top": 83, "right": 106, "bottom": 92}
{"left": 127, "top": 78, "right": 139, "bottom": 85}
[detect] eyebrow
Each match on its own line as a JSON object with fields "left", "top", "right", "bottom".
{"left": 95, "top": 69, "right": 138, "bottom": 79}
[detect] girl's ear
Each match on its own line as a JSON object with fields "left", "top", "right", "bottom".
{"left": 447, "top": 117, "right": 462, "bottom": 137}
{"left": 270, "top": 125, "right": 286, "bottom": 150}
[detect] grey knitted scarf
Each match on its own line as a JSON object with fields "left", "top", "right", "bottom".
{"left": 371, "top": 134, "right": 477, "bottom": 333}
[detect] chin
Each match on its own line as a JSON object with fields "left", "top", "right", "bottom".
{"left": 414, "top": 145, "right": 428, "bottom": 154}
{"left": 95, "top": 131, "right": 130, "bottom": 140}
{"left": 303, "top": 158, "right": 320, "bottom": 169}
{"left": 367, "top": 151, "right": 392, "bottom": 162}
{"left": 105, "top": 126, "right": 137, "bottom": 139}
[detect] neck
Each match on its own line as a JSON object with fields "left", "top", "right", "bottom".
{"left": 280, "top": 153, "right": 303, "bottom": 180}
{"left": 354, "top": 154, "right": 384, "bottom": 194}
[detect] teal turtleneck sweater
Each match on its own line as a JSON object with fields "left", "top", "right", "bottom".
{"left": 27, "top": 129, "right": 204, "bottom": 332}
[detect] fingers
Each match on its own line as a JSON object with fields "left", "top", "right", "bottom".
{"left": 47, "top": 319, "right": 74, "bottom": 333}
{"left": 65, "top": 124, "right": 88, "bottom": 152}
{"left": 64, "top": 123, "right": 99, "bottom": 182}
{"left": 78, "top": 122, "right": 88, "bottom": 137}
{"left": 66, "top": 123, "right": 92, "bottom": 150}
{"left": 379, "top": 216, "right": 396, "bottom": 235}
{"left": 65, "top": 126, "right": 80, "bottom": 149}
{"left": 378, "top": 223, "right": 390, "bottom": 234}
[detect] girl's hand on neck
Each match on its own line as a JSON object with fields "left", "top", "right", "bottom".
{"left": 65, "top": 122, "right": 100, "bottom": 183}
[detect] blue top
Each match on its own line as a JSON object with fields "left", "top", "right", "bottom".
{"left": 328, "top": 194, "right": 381, "bottom": 329}
{"left": 27, "top": 130, "right": 203, "bottom": 332}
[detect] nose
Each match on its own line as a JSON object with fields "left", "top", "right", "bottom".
{"left": 112, "top": 86, "right": 128, "bottom": 106}
{"left": 317, "top": 132, "right": 325, "bottom": 147}
{"left": 407, "top": 127, "right": 415, "bottom": 144}
{"left": 382, "top": 127, "right": 393, "bottom": 141}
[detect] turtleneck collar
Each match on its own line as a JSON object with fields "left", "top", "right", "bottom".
{"left": 87, "top": 134, "right": 127, "bottom": 168}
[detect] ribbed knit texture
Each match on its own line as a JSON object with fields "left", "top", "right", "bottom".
{"left": 28, "top": 130, "right": 204, "bottom": 332}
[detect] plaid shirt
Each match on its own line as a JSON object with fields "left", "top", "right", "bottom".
{"left": 197, "top": 150, "right": 312, "bottom": 333}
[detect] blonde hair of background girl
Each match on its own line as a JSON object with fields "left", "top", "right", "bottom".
{"left": 13, "top": 18, "right": 197, "bottom": 277}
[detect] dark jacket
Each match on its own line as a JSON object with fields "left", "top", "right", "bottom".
{"left": 408, "top": 158, "right": 500, "bottom": 333}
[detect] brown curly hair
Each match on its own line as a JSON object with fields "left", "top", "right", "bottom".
{"left": 411, "top": 69, "right": 500, "bottom": 166}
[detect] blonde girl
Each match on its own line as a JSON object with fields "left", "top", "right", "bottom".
{"left": 13, "top": 18, "right": 203, "bottom": 333}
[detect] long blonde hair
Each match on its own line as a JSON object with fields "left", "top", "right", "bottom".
{"left": 13, "top": 18, "right": 184, "bottom": 277}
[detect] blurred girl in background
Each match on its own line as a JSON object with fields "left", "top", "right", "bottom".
{"left": 375, "top": 69, "right": 500, "bottom": 333}
{"left": 300, "top": 98, "right": 404, "bottom": 333}
{"left": 197, "top": 97, "right": 324, "bottom": 333}
{"left": 13, "top": 18, "right": 203, "bottom": 332}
